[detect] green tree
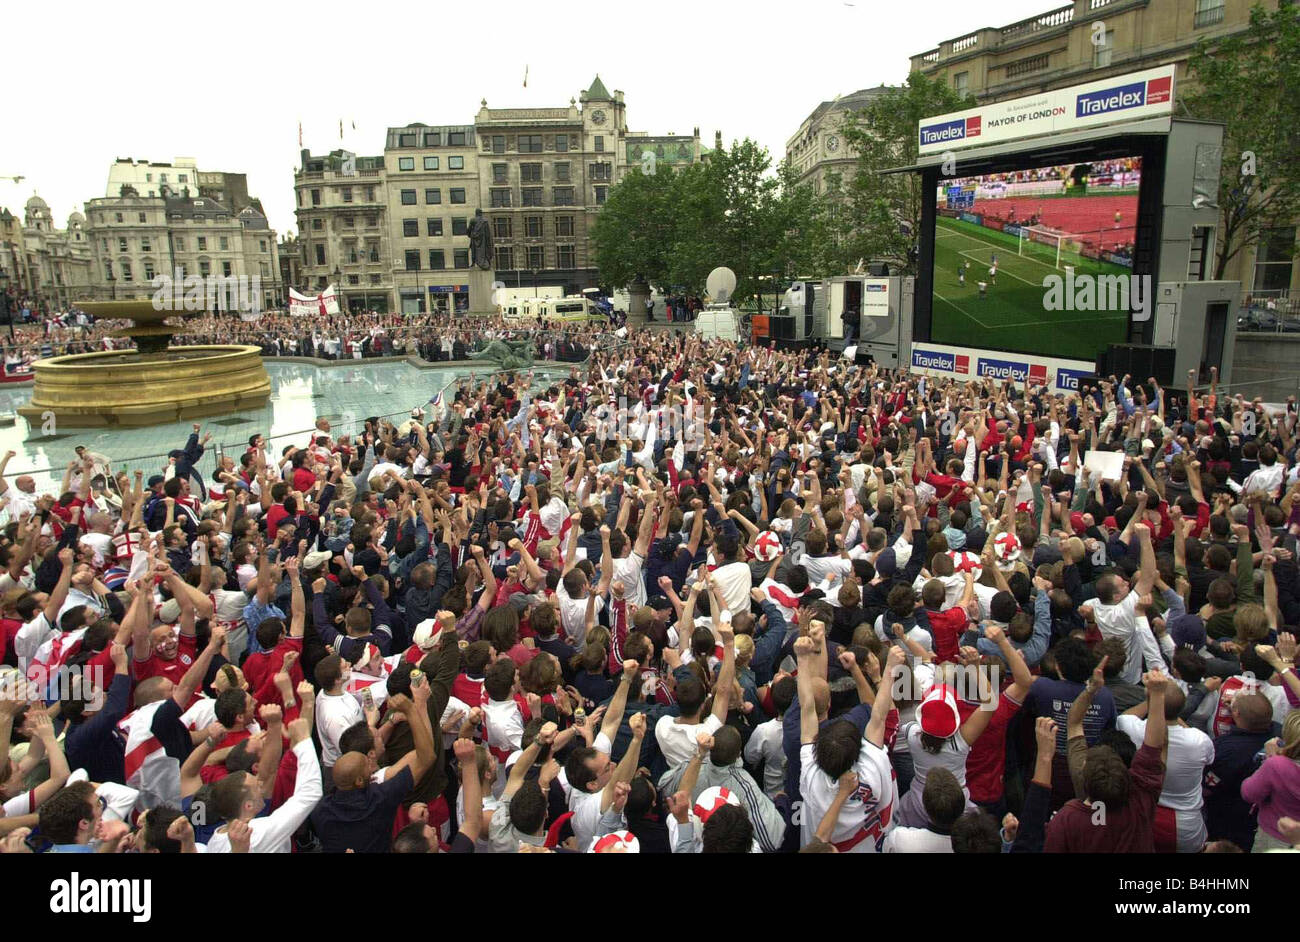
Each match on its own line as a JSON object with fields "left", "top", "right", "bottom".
{"left": 590, "top": 162, "right": 679, "bottom": 289}
{"left": 1183, "top": 3, "right": 1300, "bottom": 280}
{"left": 837, "top": 72, "right": 974, "bottom": 274}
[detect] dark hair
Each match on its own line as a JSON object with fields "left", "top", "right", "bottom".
{"left": 508, "top": 781, "right": 548, "bottom": 835}
{"left": 710, "top": 725, "right": 743, "bottom": 767}
{"left": 564, "top": 746, "right": 601, "bottom": 794}
{"left": 1083, "top": 745, "right": 1131, "bottom": 808}
{"left": 1052, "top": 638, "right": 1096, "bottom": 685}
{"left": 214, "top": 688, "right": 248, "bottom": 728}
{"left": 484, "top": 658, "right": 517, "bottom": 701}
{"left": 143, "top": 804, "right": 187, "bottom": 852}
{"left": 771, "top": 675, "right": 797, "bottom": 715}
{"left": 951, "top": 811, "right": 1002, "bottom": 853}
{"left": 814, "top": 719, "right": 863, "bottom": 780}
{"left": 256, "top": 617, "right": 286, "bottom": 652}
{"left": 37, "top": 781, "right": 97, "bottom": 844}
{"left": 392, "top": 822, "right": 432, "bottom": 853}
{"left": 338, "top": 721, "right": 375, "bottom": 758}
{"left": 922, "top": 767, "right": 966, "bottom": 830}
{"left": 701, "top": 803, "right": 753, "bottom": 853}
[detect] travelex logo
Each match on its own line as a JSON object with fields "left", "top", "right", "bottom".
{"left": 865, "top": 284, "right": 887, "bottom": 293}
{"left": 1056, "top": 368, "right": 1090, "bottom": 392}
{"left": 1076, "top": 75, "right": 1171, "bottom": 118}
{"left": 912, "top": 349, "right": 969, "bottom": 374}
{"left": 977, "top": 358, "right": 1048, "bottom": 384}
{"left": 919, "top": 114, "right": 981, "bottom": 147}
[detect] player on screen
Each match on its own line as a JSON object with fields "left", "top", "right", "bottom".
{"left": 977, "top": 281, "right": 988, "bottom": 300}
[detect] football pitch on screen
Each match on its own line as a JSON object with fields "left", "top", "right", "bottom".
{"left": 932, "top": 216, "right": 1131, "bottom": 362}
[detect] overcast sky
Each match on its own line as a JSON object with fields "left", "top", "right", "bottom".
{"left": 2, "top": 0, "right": 1054, "bottom": 237}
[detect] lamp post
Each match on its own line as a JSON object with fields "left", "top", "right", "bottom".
{"left": 106, "top": 270, "right": 116, "bottom": 300}
{"left": 0, "top": 267, "right": 12, "bottom": 342}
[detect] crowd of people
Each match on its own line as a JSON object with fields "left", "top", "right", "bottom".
{"left": 0, "top": 325, "right": 1298, "bottom": 856}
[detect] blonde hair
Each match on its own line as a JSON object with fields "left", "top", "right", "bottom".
{"left": 1281, "top": 712, "right": 1300, "bottom": 760}
{"left": 734, "top": 634, "right": 755, "bottom": 666}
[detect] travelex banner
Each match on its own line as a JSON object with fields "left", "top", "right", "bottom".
{"left": 909, "top": 341, "right": 1094, "bottom": 392}
{"left": 918, "top": 65, "right": 1175, "bottom": 155}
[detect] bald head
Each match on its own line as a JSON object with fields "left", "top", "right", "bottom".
{"left": 333, "top": 752, "right": 369, "bottom": 791}
{"left": 1232, "top": 692, "right": 1273, "bottom": 732}
{"left": 134, "top": 676, "right": 172, "bottom": 706}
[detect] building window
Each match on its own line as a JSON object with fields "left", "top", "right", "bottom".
{"left": 452, "top": 249, "right": 469, "bottom": 269}
{"left": 219, "top": 236, "right": 229, "bottom": 251}
{"left": 312, "top": 218, "right": 323, "bottom": 230}
{"left": 115, "top": 212, "right": 124, "bottom": 222}
{"left": 138, "top": 212, "right": 147, "bottom": 223}
{"left": 144, "top": 261, "right": 155, "bottom": 281}
{"left": 141, "top": 237, "right": 151, "bottom": 252}
{"left": 399, "top": 133, "right": 417, "bottom": 147}
{"left": 146, "top": 173, "right": 152, "bottom": 182}
{"left": 311, "top": 189, "right": 321, "bottom": 206}
{"left": 401, "top": 189, "right": 417, "bottom": 205}
{"left": 496, "top": 246, "right": 514, "bottom": 270}
{"left": 520, "top": 134, "right": 544, "bottom": 153}
{"left": 494, "top": 216, "right": 512, "bottom": 239}
{"left": 522, "top": 188, "right": 543, "bottom": 206}
{"left": 424, "top": 156, "right": 439, "bottom": 171}
{"left": 493, "top": 163, "right": 508, "bottom": 184}
{"left": 366, "top": 214, "right": 378, "bottom": 227}
{"left": 104, "top": 262, "right": 113, "bottom": 280}
{"left": 121, "top": 262, "right": 133, "bottom": 282}
{"left": 590, "top": 162, "right": 612, "bottom": 182}
{"left": 429, "top": 249, "right": 446, "bottom": 269}
{"left": 1194, "top": 0, "right": 1225, "bottom": 28}
{"left": 348, "top": 274, "right": 359, "bottom": 285}
{"left": 953, "top": 72, "right": 968, "bottom": 97}
{"left": 403, "top": 219, "right": 419, "bottom": 237}
{"left": 525, "top": 216, "right": 543, "bottom": 238}
{"left": 341, "top": 187, "right": 352, "bottom": 203}
{"left": 118, "top": 237, "right": 128, "bottom": 252}
{"left": 448, "top": 156, "right": 464, "bottom": 170}
{"left": 427, "top": 218, "right": 443, "bottom": 236}
{"left": 315, "top": 244, "right": 325, "bottom": 265}
{"left": 399, "top": 157, "right": 415, "bottom": 171}
{"left": 1093, "top": 30, "right": 1113, "bottom": 68}
{"left": 343, "top": 215, "right": 355, "bottom": 227}
{"left": 452, "top": 217, "right": 468, "bottom": 236}
{"left": 527, "top": 246, "right": 544, "bottom": 269}
{"left": 198, "top": 236, "right": 208, "bottom": 250}
{"left": 179, "top": 174, "right": 188, "bottom": 183}
{"left": 405, "top": 250, "right": 420, "bottom": 270}
{"left": 423, "top": 132, "right": 440, "bottom": 147}
{"left": 492, "top": 135, "right": 505, "bottom": 154}
{"left": 521, "top": 163, "right": 543, "bottom": 183}
{"left": 594, "top": 186, "right": 607, "bottom": 205}
{"left": 490, "top": 189, "right": 512, "bottom": 208}
{"left": 556, "top": 216, "right": 574, "bottom": 237}
{"left": 345, "top": 242, "right": 359, "bottom": 263}
{"left": 200, "top": 261, "right": 211, "bottom": 277}
{"left": 553, "top": 187, "right": 575, "bottom": 206}
{"left": 174, "top": 237, "right": 185, "bottom": 251}
{"left": 448, "top": 131, "right": 467, "bottom": 146}
{"left": 365, "top": 186, "right": 375, "bottom": 201}
{"left": 594, "top": 135, "right": 604, "bottom": 153}
{"left": 556, "top": 245, "right": 575, "bottom": 269}
{"left": 555, "top": 135, "right": 568, "bottom": 152}
{"left": 260, "top": 239, "right": 268, "bottom": 252}
{"left": 555, "top": 162, "right": 571, "bottom": 183}
{"left": 101, "top": 238, "right": 108, "bottom": 251}
{"left": 425, "top": 188, "right": 441, "bottom": 204}
{"left": 450, "top": 188, "right": 467, "bottom": 204}
{"left": 370, "top": 274, "right": 381, "bottom": 284}
{"left": 222, "top": 261, "right": 233, "bottom": 277}
{"left": 1253, "top": 227, "right": 1296, "bottom": 291}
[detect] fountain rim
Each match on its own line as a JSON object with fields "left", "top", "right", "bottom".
{"left": 29, "top": 344, "right": 265, "bottom": 370}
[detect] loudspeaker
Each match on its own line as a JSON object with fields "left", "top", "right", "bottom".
{"left": 1098, "top": 344, "right": 1176, "bottom": 387}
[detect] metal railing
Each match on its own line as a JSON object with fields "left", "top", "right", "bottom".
{"left": 1237, "top": 289, "right": 1300, "bottom": 333}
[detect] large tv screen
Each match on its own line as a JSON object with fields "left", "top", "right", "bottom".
{"left": 930, "top": 156, "right": 1141, "bottom": 362}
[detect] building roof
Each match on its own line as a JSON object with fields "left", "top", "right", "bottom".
{"left": 165, "top": 195, "right": 233, "bottom": 218}
{"left": 801, "top": 86, "right": 893, "bottom": 128}
{"left": 25, "top": 195, "right": 49, "bottom": 211}
{"left": 585, "top": 75, "right": 610, "bottom": 100}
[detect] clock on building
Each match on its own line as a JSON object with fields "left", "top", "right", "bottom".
{"left": 826, "top": 134, "right": 839, "bottom": 153}
{"left": 590, "top": 109, "right": 607, "bottom": 125}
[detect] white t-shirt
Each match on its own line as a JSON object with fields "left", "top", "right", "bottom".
{"left": 655, "top": 713, "right": 723, "bottom": 769}
{"left": 883, "top": 826, "right": 953, "bottom": 853}
{"left": 743, "top": 717, "right": 787, "bottom": 800}
{"left": 612, "top": 551, "right": 647, "bottom": 610}
{"left": 903, "top": 721, "right": 971, "bottom": 794}
{"left": 798, "top": 739, "right": 896, "bottom": 852}
{"left": 1117, "top": 715, "right": 1214, "bottom": 813}
{"left": 710, "top": 560, "right": 752, "bottom": 617}
{"left": 1087, "top": 590, "right": 1164, "bottom": 686}
{"left": 555, "top": 580, "right": 601, "bottom": 645}
{"left": 315, "top": 690, "right": 365, "bottom": 767}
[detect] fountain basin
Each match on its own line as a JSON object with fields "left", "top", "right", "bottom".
{"left": 20, "top": 345, "right": 271, "bottom": 427}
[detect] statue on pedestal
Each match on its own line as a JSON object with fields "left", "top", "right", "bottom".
{"left": 467, "top": 209, "right": 494, "bottom": 270}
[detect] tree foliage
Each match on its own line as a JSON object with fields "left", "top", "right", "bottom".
{"left": 1183, "top": 3, "right": 1300, "bottom": 279}
{"left": 834, "top": 71, "right": 974, "bottom": 275}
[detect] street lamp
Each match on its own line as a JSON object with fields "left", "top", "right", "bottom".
{"left": 106, "top": 270, "right": 116, "bottom": 300}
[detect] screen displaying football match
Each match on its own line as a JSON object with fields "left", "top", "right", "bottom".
{"left": 930, "top": 156, "right": 1141, "bottom": 362}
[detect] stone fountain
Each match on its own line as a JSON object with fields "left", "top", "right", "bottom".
{"left": 19, "top": 301, "right": 270, "bottom": 427}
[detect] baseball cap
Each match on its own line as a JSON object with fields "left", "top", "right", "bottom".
{"left": 646, "top": 594, "right": 672, "bottom": 611}
{"left": 303, "top": 549, "right": 332, "bottom": 570}
{"left": 1167, "top": 613, "right": 1207, "bottom": 650}
{"left": 158, "top": 598, "right": 182, "bottom": 624}
{"left": 874, "top": 548, "right": 898, "bottom": 579}
{"left": 919, "top": 685, "right": 961, "bottom": 739}
{"left": 692, "top": 785, "right": 741, "bottom": 824}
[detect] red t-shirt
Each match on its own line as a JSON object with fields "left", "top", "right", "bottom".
{"left": 292, "top": 467, "right": 317, "bottom": 494}
{"left": 926, "top": 607, "right": 969, "bottom": 664}
{"left": 133, "top": 635, "right": 200, "bottom": 705}
{"left": 242, "top": 637, "right": 304, "bottom": 708}
{"left": 265, "top": 504, "right": 290, "bottom": 541}
{"left": 958, "top": 690, "right": 1022, "bottom": 804}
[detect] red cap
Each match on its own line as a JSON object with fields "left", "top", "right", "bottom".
{"left": 919, "top": 685, "right": 961, "bottom": 739}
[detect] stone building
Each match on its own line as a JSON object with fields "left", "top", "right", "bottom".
{"left": 784, "top": 86, "right": 893, "bottom": 194}
{"left": 17, "top": 196, "right": 96, "bottom": 309}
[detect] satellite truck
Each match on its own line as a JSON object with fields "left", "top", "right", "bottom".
{"left": 693, "top": 266, "right": 740, "bottom": 341}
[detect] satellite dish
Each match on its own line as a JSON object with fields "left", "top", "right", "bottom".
{"left": 706, "top": 267, "right": 737, "bottom": 304}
